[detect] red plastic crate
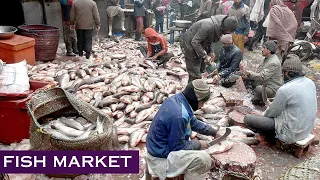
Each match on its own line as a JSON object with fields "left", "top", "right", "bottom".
{"left": 0, "top": 80, "right": 55, "bottom": 144}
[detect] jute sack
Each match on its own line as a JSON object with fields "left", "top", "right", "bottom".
{"left": 27, "top": 87, "right": 120, "bottom": 178}
{"left": 27, "top": 87, "right": 119, "bottom": 150}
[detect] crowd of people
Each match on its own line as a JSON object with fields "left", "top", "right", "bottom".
{"left": 60, "top": 0, "right": 318, "bottom": 179}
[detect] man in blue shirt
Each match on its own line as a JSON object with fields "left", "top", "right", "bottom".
{"left": 146, "top": 79, "right": 217, "bottom": 179}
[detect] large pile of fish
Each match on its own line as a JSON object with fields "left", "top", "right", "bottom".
{"left": 26, "top": 38, "right": 261, "bottom": 149}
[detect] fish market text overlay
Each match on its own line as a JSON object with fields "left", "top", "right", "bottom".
{"left": 0, "top": 151, "right": 139, "bottom": 174}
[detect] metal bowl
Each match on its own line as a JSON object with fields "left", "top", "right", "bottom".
{"left": 172, "top": 20, "right": 192, "bottom": 28}
{"left": 0, "top": 26, "right": 17, "bottom": 39}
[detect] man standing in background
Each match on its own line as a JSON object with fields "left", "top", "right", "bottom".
{"left": 265, "top": 0, "right": 297, "bottom": 62}
{"left": 228, "top": 0, "right": 250, "bottom": 52}
{"left": 106, "top": 0, "right": 126, "bottom": 37}
{"left": 61, "top": 0, "right": 78, "bottom": 56}
{"left": 248, "top": 0, "right": 271, "bottom": 51}
{"left": 70, "top": 0, "right": 100, "bottom": 60}
{"left": 134, "top": 0, "right": 146, "bottom": 41}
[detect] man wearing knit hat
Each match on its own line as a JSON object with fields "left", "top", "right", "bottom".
{"left": 244, "top": 54, "right": 317, "bottom": 144}
{"left": 180, "top": 15, "right": 238, "bottom": 82}
{"left": 242, "top": 40, "right": 282, "bottom": 106}
{"left": 146, "top": 79, "right": 217, "bottom": 180}
{"left": 210, "top": 34, "right": 242, "bottom": 87}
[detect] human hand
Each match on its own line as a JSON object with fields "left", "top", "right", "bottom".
{"left": 199, "top": 140, "right": 208, "bottom": 149}
{"left": 208, "top": 69, "right": 218, "bottom": 78}
{"left": 187, "top": 0, "right": 193, "bottom": 7}
{"left": 149, "top": 56, "right": 158, "bottom": 60}
{"left": 96, "top": 25, "right": 100, "bottom": 32}
{"left": 210, "top": 52, "right": 215, "bottom": 61}
{"left": 244, "top": 36, "right": 248, "bottom": 43}
{"left": 70, "top": 25, "right": 75, "bottom": 30}
{"left": 203, "top": 55, "right": 211, "bottom": 65}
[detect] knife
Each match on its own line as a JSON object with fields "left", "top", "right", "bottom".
{"left": 208, "top": 128, "right": 231, "bottom": 146}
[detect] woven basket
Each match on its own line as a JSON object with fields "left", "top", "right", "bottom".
{"left": 278, "top": 154, "right": 320, "bottom": 180}
{"left": 18, "top": 24, "right": 60, "bottom": 61}
{"left": 27, "top": 87, "right": 119, "bottom": 178}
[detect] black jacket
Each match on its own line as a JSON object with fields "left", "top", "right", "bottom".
{"left": 134, "top": 0, "right": 146, "bottom": 17}
{"left": 218, "top": 44, "right": 242, "bottom": 78}
{"left": 181, "top": 15, "right": 226, "bottom": 58}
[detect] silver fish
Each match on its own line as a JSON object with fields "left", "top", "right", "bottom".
{"left": 120, "top": 95, "right": 133, "bottom": 104}
{"left": 206, "top": 140, "right": 234, "bottom": 155}
{"left": 118, "top": 135, "right": 130, "bottom": 143}
{"left": 75, "top": 117, "right": 88, "bottom": 125}
{"left": 59, "top": 117, "right": 85, "bottom": 131}
{"left": 118, "top": 85, "right": 141, "bottom": 93}
{"left": 110, "top": 103, "right": 118, "bottom": 112}
{"left": 57, "top": 73, "right": 70, "bottom": 89}
{"left": 51, "top": 120, "right": 84, "bottom": 137}
{"left": 129, "top": 129, "right": 146, "bottom": 147}
{"left": 117, "top": 127, "right": 140, "bottom": 135}
{"left": 76, "top": 69, "right": 87, "bottom": 78}
{"left": 43, "top": 128, "right": 73, "bottom": 141}
{"left": 135, "top": 107, "right": 153, "bottom": 123}
{"left": 129, "top": 110, "right": 138, "bottom": 118}
{"left": 201, "top": 105, "right": 223, "bottom": 114}
{"left": 116, "top": 102, "right": 127, "bottom": 110}
{"left": 131, "top": 76, "right": 146, "bottom": 92}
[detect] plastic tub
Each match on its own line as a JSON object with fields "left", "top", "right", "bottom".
{"left": 0, "top": 80, "right": 55, "bottom": 144}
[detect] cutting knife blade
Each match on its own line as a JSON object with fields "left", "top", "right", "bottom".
{"left": 208, "top": 128, "right": 231, "bottom": 146}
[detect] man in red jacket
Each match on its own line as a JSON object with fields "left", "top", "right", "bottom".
{"left": 140, "top": 28, "right": 174, "bottom": 67}
{"left": 61, "top": 0, "right": 78, "bottom": 56}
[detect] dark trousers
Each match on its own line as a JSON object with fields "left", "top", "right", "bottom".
{"left": 63, "top": 24, "right": 78, "bottom": 54}
{"left": 252, "top": 85, "right": 275, "bottom": 102}
{"left": 244, "top": 114, "right": 276, "bottom": 137}
{"left": 180, "top": 40, "right": 206, "bottom": 82}
{"left": 249, "top": 19, "right": 267, "bottom": 49}
{"left": 155, "top": 21, "right": 164, "bottom": 33}
{"left": 76, "top": 29, "right": 93, "bottom": 59}
{"left": 155, "top": 15, "right": 164, "bottom": 33}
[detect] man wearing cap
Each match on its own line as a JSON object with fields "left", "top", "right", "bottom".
{"left": 146, "top": 79, "right": 217, "bottom": 180}
{"left": 242, "top": 40, "right": 282, "bottom": 106}
{"left": 210, "top": 34, "right": 242, "bottom": 87}
{"left": 244, "top": 54, "right": 317, "bottom": 144}
{"left": 180, "top": 15, "right": 238, "bottom": 82}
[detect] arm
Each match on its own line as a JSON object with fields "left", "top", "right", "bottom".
{"left": 154, "top": 35, "right": 168, "bottom": 57}
{"left": 219, "top": 49, "right": 242, "bottom": 78}
{"left": 243, "top": 6, "right": 250, "bottom": 36}
{"left": 191, "top": 26, "right": 210, "bottom": 58}
{"left": 70, "top": 3, "right": 76, "bottom": 25}
{"left": 92, "top": 3, "right": 101, "bottom": 28}
{"left": 190, "top": 116, "right": 217, "bottom": 136}
{"left": 202, "top": 1, "right": 212, "bottom": 16}
{"left": 147, "top": 42, "right": 153, "bottom": 57}
{"left": 168, "top": 117, "right": 202, "bottom": 151}
{"left": 247, "top": 63, "right": 278, "bottom": 82}
{"left": 135, "top": 0, "right": 145, "bottom": 7}
{"left": 263, "top": 89, "right": 287, "bottom": 118}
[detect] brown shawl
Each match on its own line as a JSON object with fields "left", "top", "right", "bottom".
{"left": 266, "top": 0, "right": 297, "bottom": 47}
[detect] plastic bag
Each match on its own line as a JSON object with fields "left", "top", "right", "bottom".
{"left": 0, "top": 60, "right": 30, "bottom": 93}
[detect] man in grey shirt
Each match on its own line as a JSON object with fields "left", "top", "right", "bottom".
{"left": 70, "top": 0, "right": 100, "bottom": 60}
{"left": 244, "top": 54, "right": 317, "bottom": 144}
